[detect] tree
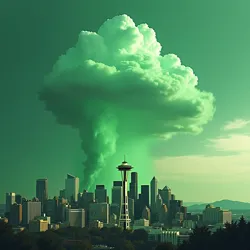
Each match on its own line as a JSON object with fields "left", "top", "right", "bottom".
{"left": 188, "top": 226, "right": 211, "bottom": 250}
{"left": 0, "top": 220, "right": 15, "bottom": 249}
{"left": 130, "top": 229, "right": 148, "bottom": 242}
{"left": 155, "top": 242, "right": 175, "bottom": 250}
{"left": 115, "top": 239, "right": 135, "bottom": 250}
{"left": 14, "top": 230, "right": 36, "bottom": 250}
{"left": 36, "top": 230, "right": 64, "bottom": 250}
{"left": 0, "top": 220, "right": 12, "bottom": 237}
{"left": 238, "top": 216, "right": 247, "bottom": 230}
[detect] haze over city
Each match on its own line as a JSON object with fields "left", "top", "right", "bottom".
{"left": 1, "top": 0, "right": 250, "bottom": 203}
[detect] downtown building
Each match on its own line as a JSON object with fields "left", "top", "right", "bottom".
{"left": 22, "top": 199, "right": 41, "bottom": 226}
{"left": 65, "top": 174, "right": 79, "bottom": 202}
{"left": 36, "top": 179, "right": 48, "bottom": 212}
{"left": 202, "top": 204, "right": 232, "bottom": 225}
{"left": 66, "top": 208, "right": 85, "bottom": 228}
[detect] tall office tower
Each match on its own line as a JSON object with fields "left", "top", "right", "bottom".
{"left": 89, "top": 202, "right": 109, "bottom": 224}
{"left": 169, "top": 200, "right": 183, "bottom": 222}
{"left": 95, "top": 185, "right": 107, "bottom": 203}
{"left": 22, "top": 200, "right": 41, "bottom": 225}
{"left": 15, "top": 194, "right": 22, "bottom": 205}
{"left": 150, "top": 177, "right": 158, "bottom": 210}
{"left": 59, "top": 189, "right": 66, "bottom": 198}
{"left": 117, "top": 160, "right": 133, "bottom": 230}
{"left": 180, "top": 206, "right": 187, "bottom": 219}
{"left": 36, "top": 179, "right": 48, "bottom": 212}
{"left": 5, "top": 192, "right": 16, "bottom": 213}
{"left": 45, "top": 197, "right": 59, "bottom": 223}
{"left": 112, "top": 182, "right": 122, "bottom": 205}
{"left": 66, "top": 208, "right": 85, "bottom": 228}
{"left": 140, "top": 185, "right": 150, "bottom": 207}
{"left": 82, "top": 190, "right": 95, "bottom": 206}
{"left": 171, "top": 194, "right": 175, "bottom": 200}
{"left": 10, "top": 203, "right": 22, "bottom": 225}
{"left": 156, "top": 194, "right": 163, "bottom": 212}
{"left": 129, "top": 172, "right": 138, "bottom": 201}
{"left": 110, "top": 204, "right": 120, "bottom": 217}
{"left": 159, "top": 186, "right": 171, "bottom": 207}
{"left": 78, "top": 190, "right": 95, "bottom": 226}
{"left": 57, "top": 198, "right": 68, "bottom": 222}
{"left": 159, "top": 204, "right": 168, "bottom": 225}
{"left": 65, "top": 174, "right": 79, "bottom": 202}
{"left": 128, "top": 198, "right": 135, "bottom": 222}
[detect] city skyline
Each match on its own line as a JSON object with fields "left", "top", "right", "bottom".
{"left": 1, "top": 170, "right": 248, "bottom": 205}
{"left": 1, "top": 1, "right": 250, "bottom": 203}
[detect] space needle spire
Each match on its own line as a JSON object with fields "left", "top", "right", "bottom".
{"left": 117, "top": 158, "right": 133, "bottom": 230}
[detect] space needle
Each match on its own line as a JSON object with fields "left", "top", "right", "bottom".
{"left": 117, "top": 158, "right": 133, "bottom": 230}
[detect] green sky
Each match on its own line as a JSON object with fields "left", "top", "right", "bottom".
{"left": 1, "top": 0, "right": 250, "bottom": 203}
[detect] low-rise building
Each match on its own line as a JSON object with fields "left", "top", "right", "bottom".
{"left": 148, "top": 228, "right": 190, "bottom": 246}
{"left": 29, "top": 219, "right": 48, "bottom": 232}
{"left": 133, "top": 219, "right": 149, "bottom": 227}
{"left": 66, "top": 208, "right": 85, "bottom": 228}
{"left": 89, "top": 220, "right": 103, "bottom": 228}
{"left": 203, "top": 205, "right": 232, "bottom": 225}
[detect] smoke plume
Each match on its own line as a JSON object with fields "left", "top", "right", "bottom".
{"left": 39, "top": 15, "right": 215, "bottom": 189}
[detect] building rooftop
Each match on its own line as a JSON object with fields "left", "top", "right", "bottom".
{"left": 67, "top": 174, "right": 76, "bottom": 179}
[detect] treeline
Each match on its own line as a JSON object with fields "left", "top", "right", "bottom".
{"left": 0, "top": 222, "right": 160, "bottom": 250}
{"left": 179, "top": 216, "right": 250, "bottom": 250}
{"left": 1, "top": 217, "right": 250, "bottom": 250}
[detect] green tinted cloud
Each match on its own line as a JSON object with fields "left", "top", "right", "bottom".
{"left": 39, "top": 15, "right": 215, "bottom": 189}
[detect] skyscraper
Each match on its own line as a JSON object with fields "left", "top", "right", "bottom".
{"left": 159, "top": 186, "right": 171, "bottom": 207}
{"left": 15, "top": 194, "right": 22, "bottom": 205}
{"left": 45, "top": 197, "right": 59, "bottom": 223}
{"left": 5, "top": 192, "right": 15, "bottom": 213}
{"left": 65, "top": 174, "right": 79, "bottom": 202}
{"left": 95, "top": 185, "right": 107, "bottom": 203}
{"left": 150, "top": 177, "right": 158, "bottom": 209}
{"left": 112, "top": 183, "right": 122, "bottom": 205}
{"left": 22, "top": 200, "right": 41, "bottom": 225}
{"left": 10, "top": 203, "right": 22, "bottom": 225}
{"left": 140, "top": 185, "right": 149, "bottom": 207}
{"left": 129, "top": 172, "right": 138, "bottom": 201}
{"left": 36, "top": 179, "right": 48, "bottom": 211}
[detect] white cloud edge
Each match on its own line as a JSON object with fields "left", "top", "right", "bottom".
{"left": 223, "top": 119, "right": 250, "bottom": 131}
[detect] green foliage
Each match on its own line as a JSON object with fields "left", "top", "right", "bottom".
{"left": 130, "top": 229, "right": 148, "bottom": 242}
{"left": 155, "top": 242, "right": 175, "bottom": 250}
{"left": 36, "top": 230, "right": 64, "bottom": 250}
{"left": 2, "top": 217, "right": 250, "bottom": 250}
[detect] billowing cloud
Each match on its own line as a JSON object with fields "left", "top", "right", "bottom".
{"left": 223, "top": 119, "right": 250, "bottom": 131}
{"left": 39, "top": 14, "right": 215, "bottom": 189}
